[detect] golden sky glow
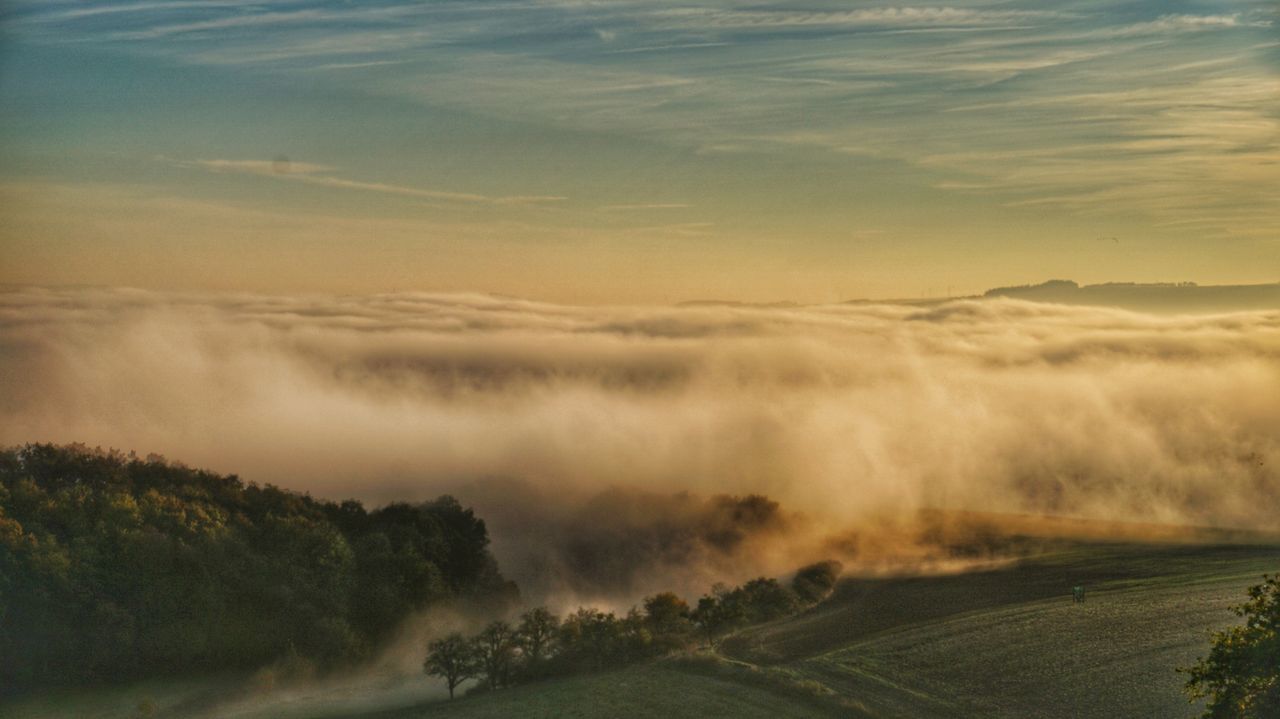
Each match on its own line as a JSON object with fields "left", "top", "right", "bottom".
{"left": 1, "top": 1, "right": 1276, "bottom": 302}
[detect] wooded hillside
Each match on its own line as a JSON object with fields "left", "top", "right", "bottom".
{"left": 0, "top": 444, "right": 514, "bottom": 694}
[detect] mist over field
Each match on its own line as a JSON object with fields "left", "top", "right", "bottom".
{"left": 2, "top": 287, "right": 1277, "bottom": 601}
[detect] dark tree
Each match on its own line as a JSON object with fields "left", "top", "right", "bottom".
{"left": 691, "top": 584, "right": 745, "bottom": 647}
{"left": 423, "top": 634, "right": 477, "bottom": 700}
{"left": 643, "top": 592, "right": 691, "bottom": 635}
{"left": 0, "top": 443, "right": 511, "bottom": 695}
{"left": 1183, "top": 575, "right": 1280, "bottom": 718}
{"left": 559, "top": 608, "right": 622, "bottom": 670}
{"left": 791, "top": 560, "right": 843, "bottom": 604}
{"left": 619, "top": 607, "right": 653, "bottom": 660}
{"left": 732, "top": 577, "right": 800, "bottom": 622}
{"left": 642, "top": 591, "right": 692, "bottom": 653}
{"left": 473, "top": 620, "right": 518, "bottom": 689}
{"left": 517, "top": 607, "right": 559, "bottom": 664}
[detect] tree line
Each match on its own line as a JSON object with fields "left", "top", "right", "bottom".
{"left": 425, "top": 560, "right": 842, "bottom": 698}
{"left": 0, "top": 444, "right": 515, "bottom": 695}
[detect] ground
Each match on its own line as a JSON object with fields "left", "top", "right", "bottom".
{"left": 5, "top": 542, "right": 1277, "bottom": 719}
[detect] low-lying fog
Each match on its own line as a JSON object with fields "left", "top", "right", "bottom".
{"left": 2, "top": 287, "right": 1277, "bottom": 604}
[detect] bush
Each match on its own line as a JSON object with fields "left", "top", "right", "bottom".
{"left": 791, "top": 560, "right": 843, "bottom": 604}
{"left": 1182, "top": 575, "right": 1280, "bottom": 718}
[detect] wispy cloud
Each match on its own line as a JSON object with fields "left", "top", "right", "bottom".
{"left": 600, "top": 203, "right": 690, "bottom": 211}
{"left": 649, "top": 6, "right": 1068, "bottom": 31}
{"left": 174, "top": 157, "right": 567, "bottom": 205}
{"left": 6, "top": 0, "right": 1278, "bottom": 241}
{"left": 22, "top": 2, "right": 249, "bottom": 23}
{"left": 1100, "top": 13, "right": 1251, "bottom": 38}
{"left": 108, "top": 9, "right": 330, "bottom": 39}
{"left": 194, "top": 158, "right": 335, "bottom": 175}
{"left": 306, "top": 59, "right": 407, "bottom": 71}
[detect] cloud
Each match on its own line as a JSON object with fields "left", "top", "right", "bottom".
{"left": 8, "top": 1, "right": 1277, "bottom": 238}
{"left": 113, "top": 9, "right": 333, "bottom": 39}
{"left": 172, "top": 157, "right": 567, "bottom": 205}
{"left": 193, "top": 158, "right": 335, "bottom": 175}
{"left": 600, "top": 203, "right": 690, "bottom": 211}
{"left": 2, "top": 287, "right": 1277, "bottom": 601}
{"left": 1101, "top": 14, "right": 1247, "bottom": 38}
{"left": 23, "top": 2, "right": 250, "bottom": 23}
{"left": 650, "top": 6, "right": 1066, "bottom": 31}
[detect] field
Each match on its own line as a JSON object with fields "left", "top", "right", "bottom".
{"left": 386, "top": 542, "right": 1279, "bottom": 719}
{"left": 356, "top": 664, "right": 846, "bottom": 719}
{"left": 756, "top": 544, "right": 1280, "bottom": 718}
{"left": 5, "top": 541, "right": 1277, "bottom": 719}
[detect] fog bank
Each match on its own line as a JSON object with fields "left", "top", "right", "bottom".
{"left": 2, "top": 287, "right": 1277, "bottom": 597}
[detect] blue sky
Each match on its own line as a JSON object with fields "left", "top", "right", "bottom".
{"left": 1, "top": 1, "right": 1276, "bottom": 301}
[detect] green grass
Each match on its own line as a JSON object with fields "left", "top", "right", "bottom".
{"left": 724, "top": 543, "right": 1278, "bottom": 663}
{"left": 352, "top": 664, "right": 845, "bottom": 719}
{"left": 343, "top": 541, "right": 1280, "bottom": 719}
{"left": 0, "top": 675, "right": 250, "bottom": 719}
{"left": 731, "top": 542, "right": 1280, "bottom": 718}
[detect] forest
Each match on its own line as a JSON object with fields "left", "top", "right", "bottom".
{"left": 0, "top": 443, "right": 515, "bottom": 695}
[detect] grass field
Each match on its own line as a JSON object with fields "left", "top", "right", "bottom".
{"left": 5, "top": 541, "right": 1277, "bottom": 719}
{"left": 790, "top": 570, "right": 1268, "bottom": 718}
{"left": 353, "top": 664, "right": 845, "bottom": 719}
{"left": 730, "top": 543, "right": 1280, "bottom": 719}
{"left": 384, "top": 542, "right": 1278, "bottom": 719}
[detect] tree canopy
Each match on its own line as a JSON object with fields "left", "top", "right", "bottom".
{"left": 0, "top": 443, "right": 513, "bottom": 695}
{"left": 423, "top": 634, "right": 478, "bottom": 700}
{"left": 423, "top": 561, "right": 843, "bottom": 700}
{"left": 1183, "top": 575, "right": 1280, "bottom": 718}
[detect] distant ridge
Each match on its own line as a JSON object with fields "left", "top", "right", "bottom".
{"left": 680, "top": 280, "right": 1279, "bottom": 313}
{"left": 983, "top": 279, "right": 1280, "bottom": 313}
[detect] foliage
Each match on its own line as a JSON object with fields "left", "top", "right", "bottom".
{"left": 1183, "top": 575, "right": 1280, "bottom": 718}
{"left": 557, "top": 608, "right": 626, "bottom": 671}
{"left": 0, "top": 443, "right": 512, "bottom": 695}
{"left": 424, "top": 633, "right": 478, "bottom": 699}
{"left": 690, "top": 578, "right": 801, "bottom": 645}
{"left": 692, "top": 585, "right": 747, "bottom": 646}
{"left": 517, "top": 607, "right": 560, "bottom": 666}
{"left": 427, "top": 560, "right": 841, "bottom": 698}
{"left": 473, "top": 621, "right": 519, "bottom": 689}
{"left": 643, "top": 592, "right": 692, "bottom": 652}
{"left": 791, "top": 561, "right": 843, "bottom": 604}
{"left": 725, "top": 577, "right": 801, "bottom": 624}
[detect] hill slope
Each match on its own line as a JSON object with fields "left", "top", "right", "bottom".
{"left": 4, "top": 540, "right": 1276, "bottom": 718}
{"left": 0, "top": 444, "right": 513, "bottom": 694}
{"left": 379, "top": 543, "right": 1278, "bottom": 719}
{"left": 982, "top": 279, "right": 1280, "bottom": 313}
{"left": 358, "top": 664, "right": 844, "bottom": 719}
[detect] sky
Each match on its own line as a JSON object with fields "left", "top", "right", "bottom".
{"left": 0, "top": 0, "right": 1277, "bottom": 303}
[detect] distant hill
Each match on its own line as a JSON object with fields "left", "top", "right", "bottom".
{"left": 685, "top": 280, "right": 1280, "bottom": 313}
{"left": 983, "top": 279, "right": 1280, "bottom": 313}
